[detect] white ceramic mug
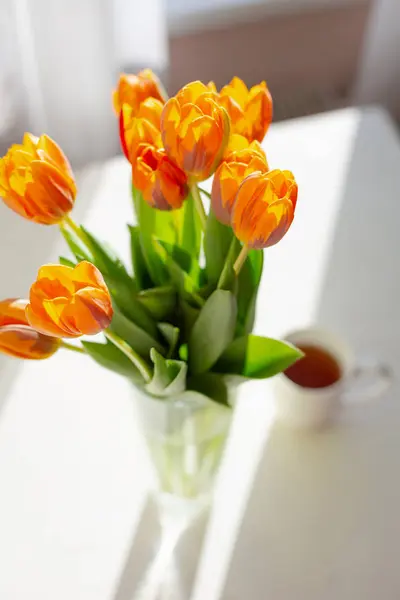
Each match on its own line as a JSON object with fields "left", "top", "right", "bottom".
{"left": 274, "top": 327, "right": 392, "bottom": 429}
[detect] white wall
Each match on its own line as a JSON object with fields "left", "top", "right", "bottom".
{"left": 354, "top": 0, "right": 400, "bottom": 118}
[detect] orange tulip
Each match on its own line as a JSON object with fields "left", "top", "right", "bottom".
{"left": 0, "top": 133, "right": 76, "bottom": 225}
{"left": 119, "top": 98, "right": 163, "bottom": 162}
{"left": 0, "top": 298, "right": 60, "bottom": 359}
{"left": 161, "top": 81, "right": 230, "bottom": 182}
{"left": 218, "top": 77, "right": 273, "bottom": 143}
{"left": 113, "top": 70, "right": 166, "bottom": 115}
{"left": 232, "top": 170, "right": 297, "bottom": 249}
{"left": 223, "top": 133, "right": 267, "bottom": 164}
{"left": 132, "top": 144, "right": 188, "bottom": 210}
{"left": 26, "top": 262, "right": 113, "bottom": 338}
{"left": 212, "top": 144, "right": 268, "bottom": 225}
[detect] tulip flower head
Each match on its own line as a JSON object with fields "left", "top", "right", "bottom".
{"left": 212, "top": 142, "right": 269, "bottom": 225}
{"left": 113, "top": 70, "right": 166, "bottom": 115}
{"left": 223, "top": 134, "right": 267, "bottom": 164}
{"left": 161, "top": 81, "right": 230, "bottom": 182}
{"left": 0, "top": 298, "right": 60, "bottom": 359}
{"left": 0, "top": 133, "right": 76, "bottom": 225}
{"left": 26, "top": 262, "right": 113, "bottom": 338}
{"left": 132, "top": 144, "right": 188, "bottom": 210}
{"left": 119, "top": 98, "right": 163, "bottom": 163}
{"left": 232, "top": 169, "right": 297, "bottom": 249}
{"left": 218, "top": 77, "right": 273, "bottom": 143}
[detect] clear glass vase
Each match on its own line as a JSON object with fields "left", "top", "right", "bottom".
{"left": 122, "top": 390, "right": 234, "bottom": 599}
{"left": 133, "top": 388, "right": 233, "bottom": 506}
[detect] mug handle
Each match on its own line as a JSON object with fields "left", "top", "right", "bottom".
{"left": 343, "top": 359, "right": 392, "bottom": 404}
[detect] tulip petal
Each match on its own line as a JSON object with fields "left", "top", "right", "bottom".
{"left": 113, "top": 70, "right": 165, "bottom": 115}
{"left": 0, "top": 324, "right": 60, "bottom": 359}
{"left": 26, "top": 303, "right": 68, "bottom": 337}
{"left": 0, "top": 299, "right": 29, "bottom": 327}
{"left": 232, "top": 170, "right": 297, "bottom": 249}
{"left": 224, "top": 134, "right": 249, "bottom": 157}
{"left": 72, "top": 261, "right": 109, "bottom": 293}
{"left": 221, "top": 77, "right": 249, "bottom": 108}
{"left": 212, "top": 161, "right": 247, "bottom": 225}
{"left": 177, "top": 81, "right": 210, "bottom": 106}
{"left": 31, "top": 160, "right": 75, "bottom": 211}
{"left": 137, "top": 98, "right": 163, "bottom": 128}
{"left": 38, "top": 134, "right": 75, "bottom": 182}
{"left": 42, "top": 298, "right": 80, "bottom": 337}
{"left": 37, "top": 264, "right": 75, "bottom": 294}
{"left": 68, "top": 288, "right": 113, "bottom": 335}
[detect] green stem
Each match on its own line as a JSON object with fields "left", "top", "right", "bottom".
{"left": 233, "top": 245, "right": 249, "bottom": 275}
{"left": 191, "top": 184, "right": 207, "bottom": 229}
{"left": 104, "top": 329, "right": 152, "bottom": 383}
{"left": 60, "top": 340, "right": 86, "bottom": 354}
{"left": 63, "top": 214, "right": 84, "bottom": 240}
{"left": 198, "top": 186, "right": 211, "bottom": 200}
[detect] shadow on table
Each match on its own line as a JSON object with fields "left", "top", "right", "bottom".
{"left": 113, "top": 494, "right": 209, "bottom": 600}
{"left": 314, "top": 108, "right": 400, "bottom": 351}
{"left": 215, "top": 109, "right": 400, "bottom": 598}
{"left": 222, "top": 414, "right": 400, "bottom": 599}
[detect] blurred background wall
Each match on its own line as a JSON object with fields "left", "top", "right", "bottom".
{"left": 169, "top": 0, "right": 370, "bottom": 120}
{"left": 0, "top": 0, "right": 399, "bottom": 167}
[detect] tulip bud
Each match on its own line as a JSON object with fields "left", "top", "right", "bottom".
{"left": 161, "top": 81, "right": 230, "bottom": 182}
{"left": 119, "top": 98, "right": 163, "bottom": 163}
{"left": 212, "top": 143, "right": 268, "bottom": 225}
{"left": 0, "top": 298, "right": 60, "bottom": 360}
{"left": 113, "top": 70, "right": 166, "bottom": 115}
{"left": 218, "top": 77, "right": 273, "bottom": 143}
{"left": 0, "top": 133, "right": 76, "bottom": 225}
{"left": 26, "top": 262, "right": 113, "bottom": 338}
{"left": 232, "top": 170, "right": 298, "bottom": 249}
{"left": 132, "top": 144, "right": 188, "bottom": 210}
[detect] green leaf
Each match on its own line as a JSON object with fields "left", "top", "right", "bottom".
{"left": 59, "top": 256, "right": 76, "bottom": 268}
{"left": 204, "top": 211, "right": 234, "bottom": 286}
{"left": 236, "top": 249, "right": 264, "bottom": 335}
{"left": 158, "top": 323, "right": 180, "bottom": 358}
{"left": 140, "top": 232, "right": 169, "bottom": 286}
{"left": 82, "top": 339, "right": 143, "bottom": 383}
{"left": 217, "top": 237, "right": 240, "bottom": 292}
{"left": 156, "top": 243, "right": 204, "bottom": 308}
{"left": 158, "top": 240, "right": 193, "bottom": 274}
{"left": 137, "top": 286, "right": 176, "bottom": 321}
{"left": 129, "top": 225, "right": 152, "bottom": 290}
{"left": 214, "top": 335, "right": 303, "bottom": 379}
{"left": 110, "top": 305, "right": 164, "bottom": 358}
{"left": 179, "top": 191, "right": 202, "bottom": 262}
{"left": 146, "top": 348, "right": 187, "bottom": 397}
{"left": 107, "top": 283, "right": 158, "bottom": 339}
{"left": 189, "top": 289, "right": 237, "bottom": 375}
{"left": 187, "top": 372, "right": 229, "bottom": 406}
{"left": 80, "top": 226, "right": 133, "bottom": 288}
{"left": 133, "top": 187, "right": 179, "bottom": 245}
{"left": 60, "top": 226, "right": 93, "bottom": 263}
{"left": 180, "top": 300, "right": 200, "bottom": 342}
{"left": 133, "top": 188, "right": 181, "bottom": 286}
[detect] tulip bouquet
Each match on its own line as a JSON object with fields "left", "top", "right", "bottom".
{"left": 0, "top": 71, "right": 301, "bottom": 497}
{"left": 0, "top": 71, "right": 301, "bottom": 396}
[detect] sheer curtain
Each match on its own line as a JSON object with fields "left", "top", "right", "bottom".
{"left": 0, "top": 0, "right": 169, "bottom": 167}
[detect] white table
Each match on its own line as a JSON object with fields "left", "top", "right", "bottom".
{"left": 0, "top": 107, "right": 399, "bottom": 600}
